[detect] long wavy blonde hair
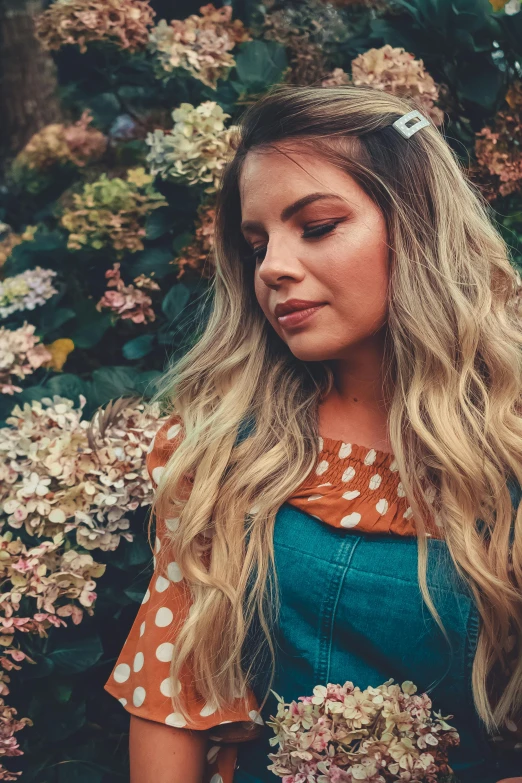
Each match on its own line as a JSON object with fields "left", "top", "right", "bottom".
{"left": 148, "top": 84, "right": 522, "bottom": 735}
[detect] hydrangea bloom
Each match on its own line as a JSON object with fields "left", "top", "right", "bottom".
{"left": 60, "top": 167, "right": 167, "bottom": 253}
{"left": 13, "top": 111, "right": 107, "bottom": 172}
{"left": 0, "top": 324, "right": 52, "bottom": 395}
{"left": 474, "top": 81, "right": 522, "bottom": 199}
{"left": 0, "top": 267, "right": 57, "bottom": 319}
{"left": 266, "top": 679, "right": 460, "bottom": 782}
{"left": 176, "top": 200, "right": 216, "bottom": 280}
{"left": 35, "top": 0, "right": 155, "bottom": 54}
{"left": 350, "top": 45, "right": 445, "bottom": 127}
{"left": 0, "top": 395, "right": 165, "bottom": 551}
{"left": 149, "top": 3, "right": 251, "bottom": 89}
{"left": 146, "top": 101, "right": 238, "bottom": 193}
{"left": 96, "top": 262, "right": 158, "bottom": 324}
{"left": 0, "top": 226, "right": 37, "bottom": 271}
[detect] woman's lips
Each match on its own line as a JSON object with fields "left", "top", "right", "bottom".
{"left": 276, "top": 304, "right": 326, "bottom": 328}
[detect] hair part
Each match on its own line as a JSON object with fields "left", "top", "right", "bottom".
{"left": 148, "top": 83, "right": 522, "bottom": 735}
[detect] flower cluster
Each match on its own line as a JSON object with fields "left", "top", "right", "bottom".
{"left": 0, "top": 696, "right": 33, "bottom": 781}
{"left": 351, "top": 45, "right": 445, "bottom": 127}
{"left": 262, "top": 0, "right": 349, "bottom": 87}
{"left": 13, "top": 112, "right": 107, "bottom": 172}
{"left": 474, "top": 80, "right": 522, "bottom": 200}
{"left": 0, "top": 395, "right": 165, "bottom": 551}
{"left": 0, "top": 226, "right": 37, "bottom": 271}
{"left": 321, "top": 67, "right": 351, "bottom": 87}
{"left": 96, "top": 262, "right": 159, "bottom": 323}
{"left": 0, "top": 530, "right": 105, "bottom": 640}
{"left": 176, "top": 201, "right": 217, "bottom": 280}
{"left": 0, "top": 324, "right": 52, "bottom": 395}
{"left": 266, "top": 679, "right": 460, "bottom": 782}
{"left": 146, "top": 101, "right": 238, "bottom": 193}
{"left": 0, "top": 267, "right": 57, "bottom": 319}
{"left": 35, "top": 0, "right": 155, "bottom": 54}
{"left": 60, "top": 167, "right": 167, "bottom": 253}
{"left": 149, "top": 3, "right": 251, "bottom": 89}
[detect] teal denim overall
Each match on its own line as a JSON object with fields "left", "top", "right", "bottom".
{"left": 233, "top": 481, "right": 522, "bottom": 783}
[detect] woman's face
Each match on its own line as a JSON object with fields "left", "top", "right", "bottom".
{"left": 239, "top": 144, "right": 390, "bottom": 363}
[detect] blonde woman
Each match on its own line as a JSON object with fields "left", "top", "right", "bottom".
{"left": 104, "top": 85, "right": 522, "bottom": 783}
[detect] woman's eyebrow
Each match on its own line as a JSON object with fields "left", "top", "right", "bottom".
{"left": 240, "top": 192, "right": 345, "bottom": 233}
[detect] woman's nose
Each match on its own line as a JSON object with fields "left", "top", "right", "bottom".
{"left": 257, "top": 242, "right": 304, "bottom": 285}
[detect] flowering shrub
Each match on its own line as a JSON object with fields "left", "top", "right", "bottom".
{"left": 149, "top": 3, "right": 251, "bottom": 88}
{"left": 0, "top": 395, "right": 164, "bottom": 550}
{"left": 0, "top": 324, "right": 52, "bottom": 395}
{"left": 96, "top": 262, "right": 159, "bottom": 323}
{"left": 0, "top": 227, "right": 37, "bottom": 271}
{"left": 475, "top": 81, "right": 522, "bottom": 199}
{"left": 35, "top": 0, "right": 155, "bottom": 53}
{"left": 0, "top": 267, "right": 57, "bottom": 319}
{"left": 13, "top": 111, "right": 107, "bottom": 172}
{"left": 176, "top": 200, "right": 217, "bottom": 280}
{"left": 0, "top": 530, "right": 104, "bottom": 637}
{"left": 146, "top": 101, "right": 238, "bottom": 193}
{"left": 60, "top": 167, "right": 167, "bottom": 253}
{"left": 266, "top": 679, "right": 460, "bottom": 782}
{"left": 351, "top": 45, "right": 445, "bottom": 127}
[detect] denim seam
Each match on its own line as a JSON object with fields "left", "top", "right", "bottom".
{"left": 316, "top": 537, "right": 361, "bottom": 685}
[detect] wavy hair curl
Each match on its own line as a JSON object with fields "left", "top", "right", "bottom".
{"left": 149, "top": 84, "right": 522, "bottom": 735}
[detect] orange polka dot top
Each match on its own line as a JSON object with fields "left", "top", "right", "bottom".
{"left": 103, "top": 414, "right": 521, "bottom": 783}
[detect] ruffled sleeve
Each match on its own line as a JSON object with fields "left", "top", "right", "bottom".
{"left": 103, "top": 414, "right": 264, "bottom": 781}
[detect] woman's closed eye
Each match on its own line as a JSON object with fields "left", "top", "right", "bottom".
{"left": 242, "top": 221, "right": 341, "bottom": 264}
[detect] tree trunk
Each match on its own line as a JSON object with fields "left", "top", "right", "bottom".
{"left": 0, "top": 0, "right": 62, "bottom": 172}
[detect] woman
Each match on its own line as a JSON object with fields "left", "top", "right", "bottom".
{"left": 104, "top": 84, "right": 522, "bottom": 783}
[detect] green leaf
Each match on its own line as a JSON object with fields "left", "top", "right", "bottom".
{"left": 161, "top": 283, "right": 190, "bottom": 322}
{"left": 87, "top": 92, "right": 121, "bottom": 130}
{"left": 38, "top": 307, "right": 76, "bottom": 338}
{"left": 234, "top": 40, "right": 287, "bottom": 91}
{"left": 145, "top": 207, "right": 174, "bottom": 240}
{"left": 172, "top": 230, "right": 193, "bottom": 253}
{"left": 45, "top": 374, "right": 87, "bottom": 403}
{"left": 122, "top": 334, "right": 155, "bottom": 360}
{"left": 88, "top": 366, "right": 138, "bottom": 407}
{"left": 46, "top": 634, "right": 103, "bottom": 675}
{"left": 40, "top": 700, "right": 87, "bottom": 743}
{"left": 69, "top": 299, "right": 113, "bottom": 350}
{"left": 129, "top": 246, "right": 173, "bottom": 279}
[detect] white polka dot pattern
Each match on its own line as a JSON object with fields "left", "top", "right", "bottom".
{"left": 104, "top": 414, "right": 451, "bottom": 783}
{"left": 103, "top": 414, "right": 263, "bottom": 783}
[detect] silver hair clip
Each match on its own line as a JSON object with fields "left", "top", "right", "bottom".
{"left": 391, "top": 109, "right": 430, "bottom": 139}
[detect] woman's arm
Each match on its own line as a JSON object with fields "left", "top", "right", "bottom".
{"left": 129, "top": 714, "right": 209, "bottom": 783}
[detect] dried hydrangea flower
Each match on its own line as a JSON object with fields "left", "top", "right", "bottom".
{"left": 175, "top": 200, "right": 216, "bottom": 280}
{"left": 0, "top": 267, "right": 57, "bottom": 319}
{"left": 13, "top": 111, "right": 107, "bottom": 171}
{"left": 146, "top": 101, "right": 238, "bottom": 194}
{"left": 149, "top": 3, "right": 251, "bottom": 89}
{"left": 266, "top": 678, "right": 460, "bottom": 781}
{"left": 96, "top": 262, "right": 156, "bottom": 324}
{"left": 474, "top": 81, "right": 522, "bottom": 200}
{"left": 0, "top": 226, "right": 37, "bottom": 271}
{"left": 0, "top": 394, "right": 165, "bottom": 551}
{"left": 35, "top": 0, "right": 155, "bottom": 54}
{"left": 0, "top": 323, "right": 52, "bottom": 395}
{"left": 60, "top": 167, "right": 166, "bottom": 253}
{"left": 351, "top": 44, "right": 445, "bottom": 127}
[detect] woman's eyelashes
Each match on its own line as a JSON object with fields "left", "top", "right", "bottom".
{"left": 242, "top": 221, "right": 341, "bottom": 264}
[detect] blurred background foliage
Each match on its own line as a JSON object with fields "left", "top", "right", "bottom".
{"left": 1, "top": 0, "right": 522, "bottom": 779}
